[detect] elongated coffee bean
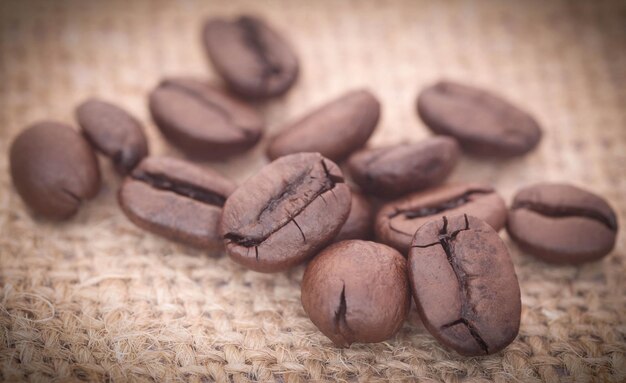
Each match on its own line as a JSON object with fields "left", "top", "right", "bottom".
{"left": 417, "top": 80, "right": 542, "bottom": 157}
{"left": 10, "top": 121, "right": 101, "bottom": 219}
{"left": 220, "top": 153, "right": 351, "bottom": 272}
{"left": 203, "top": 15, "right": 298, "bottom": 99}
{"left": 409, "top": 214, "right": 521, "bottom": 356}
{"left": 347, "top": 136, "right": 459, "bottom": 198}
{"left": 119, "top": 156, "right": 236, "bottom": 248}
{"left": 507, "top": 183, "right": 618, "bottom": 264}
{"left": 334, "top": 190, "right": 373, "bottom": 242}
{"left": 149, "top": 77, "right": 263, "bottom": 159}
{"left": 76, "top": 98, "right": 148, "bottom": 174}
{"left": 267, "top": 90, "right": 380, "bottom": 162}
{"left": 301, "top": 240, "right": 410, "bottom": 347}
{"left": 376, "top": 183, "right": 506, "bottom": 252}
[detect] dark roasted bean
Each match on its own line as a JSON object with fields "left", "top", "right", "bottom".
{"left": 9, "top": 121, "right": 101, "bottom": 219}
{"left": 334, "top": 190, "right": 373, "bottom": 242}
{"left": 302, "top": 240, "right": 410, "bottom": 347}
{"left": 119, "top": 156, "right": 236, "bottom": 248}
{"left": 76, "top": 98, "right": 148, "bottom": 174}
{"left": 149, "top": 77, "right": 264, "bottom": 159}
{"left": 219, "top": 152, "right": 351, "bottom": 272}
{"left": 376, "top": 183, "right": 506, "bottom": 253}
{"left": 347, "top": 136, "right": 460, "bottom": 198}
{"left": 409, "top": 214, "right": 521, "bottom": 356}
{"left": 267, "top": 90, "right": 380, "bottom": 162}
{"left": 417, "top": 80, "right": 542, "bottom": 157}
{"left": 203, "top": 15, "right": 299, "bottom": 99}
{"left": 507, "top": 183, "right": 618, "bottom": 264}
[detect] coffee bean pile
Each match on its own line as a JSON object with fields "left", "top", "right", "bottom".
{"left": 8, "top": 15, "right": 619, "bottom": 357}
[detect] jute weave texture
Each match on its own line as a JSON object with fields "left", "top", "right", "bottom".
{"left": 0, "top": 1, "right": 625, "bottom": 382}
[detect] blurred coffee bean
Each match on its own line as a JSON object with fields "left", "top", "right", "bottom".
{"left": 149, "top": 77, "right": 264, "bottom": 159}
{"left": 507, "top": 183, "right": 618, "bottom": 264}
{"left": 203, "top": 15, "right": 298, "bottom": 99}
{"left": 334, "top": 190, "right": 373, "bottom": 242}
{"left": 10, "top": 121, "right": 101, "bottom": 219}
{"left": 417, "top": 80, "right": 542, "bottom": 157}
{"left": 267, "top": 90, "right": 380, "bottom": 162}
{"left": 347, "top": 136, "right": 459, "bottom": 198}
{"left": 76, "top": 98, "right": 148, "bottom": 175}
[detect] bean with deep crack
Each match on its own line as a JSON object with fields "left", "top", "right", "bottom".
{"left": 219, "top": 152, "right": 351, "bottom": 272}
{"left": 409, "top": 214, "right": 521, "bottom": 356}
{"left": 301, "top": 240, "right": 410, "bottom": 347}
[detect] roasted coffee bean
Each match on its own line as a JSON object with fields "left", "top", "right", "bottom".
{"left": 203, "top": 15, "right": 298, "bottom": 99}
{"left": 9, "top": 121, "right": 101, "bottom": 219}
{"left": 301, "top": 240, "right": 410, "bottom": 347}
{"left": 267, "top": 90, "right": 380, "bottom": 162}
{"left": 347, "top": 136, "right": 460, "bottom": 198}
{"left": 507, "top": 183, "right": 618, "bottom": 264}
{"left": 334, "top": 191, "right": 373, "bottom": 242}
{"left": 149, "top": 77, "right": 263, "bottom": 159}
{"left": 76, "top": 98, "right": 148, "bottom": 175}
{"left": 376, "top": 183, "right": 506, "bottom": 253}
{"left": 220, "top": 153, "right": 351, "bottom": 272}
{"left": 417, "top": 80, "right": 542, "bottom": 157}
{"left": 119, "top": 156, "right": 236, "bottom": 248}
{"left": 409, "top": 214, "right": 521, "bottom": 356}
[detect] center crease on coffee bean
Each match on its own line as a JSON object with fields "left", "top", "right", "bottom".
{"left": 223, "top": 159, "right": 344, "bottom": 259}
{"left": 387, "top": 189, "right": 491, "bottom": 238}
{"left": 412, "top": 214, "right": 489, "bottom": 354}
{"left": 511, "top": 201, "right": 617, "bottom": 230}
{"left": 333, "top": 283, "right": 353, "bottom": 345}
{"left": 132, "top": 171, "right": 227, "bottom": 206}
{"left": 238, "top": 17, "right": 284, "bottom": 89}
{"left": 163, "top": 81, "right": 257, "bottom": 138}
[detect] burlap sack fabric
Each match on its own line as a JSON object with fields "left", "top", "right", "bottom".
{"left": 1, "top": 0, "right": 625, "bottom": 382}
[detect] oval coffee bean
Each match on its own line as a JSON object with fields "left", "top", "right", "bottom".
{"left": 376, "top": 183, "right": 506, "bottom": 253}
{"left": 149, "top": 77, "right": 263, "bottom": 159}
{"left": 76, "top": 98, "right": 148, "bottom": 175}
{"left": 347, "top": 136, "right": 460, "bottom": 198}
{"left": 507, "top": 183, "right": 618, "bottom": 264}
{"left": 301, "top": 240, "right": 410, "bottom": 347}
{"left": 267, "top": 90, "right": 380, "bottom": 162}
{"left": 203, "top": 15, "right": 298, "bottom": 99}
{"left": 417, "top": 80, "right": 542, "bottom": 157}
{"left": 220, "top": 152, "right": 351, "bottom": 272}
{"left": 409, "top": 214, "right": 521, "bottom": 356}
{"left": 9, "top": 121, "right": 101, "bottom": 219}
{"left": 119, "top": 156, "right": 236, "bottom": 248}
{"left": 334, "top": 190, "right": 373, "bottom": 242}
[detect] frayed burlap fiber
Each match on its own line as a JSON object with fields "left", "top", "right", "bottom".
{"left": 0, "top": 1, "right": 625, "bottom": 382}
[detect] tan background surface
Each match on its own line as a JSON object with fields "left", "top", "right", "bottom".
{"left": 1, "top": 0, "right": 625, "bottom": 382}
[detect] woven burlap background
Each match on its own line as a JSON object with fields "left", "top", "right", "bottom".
{"left": 1, "top": 0, "right": 625, "bottom": 382}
